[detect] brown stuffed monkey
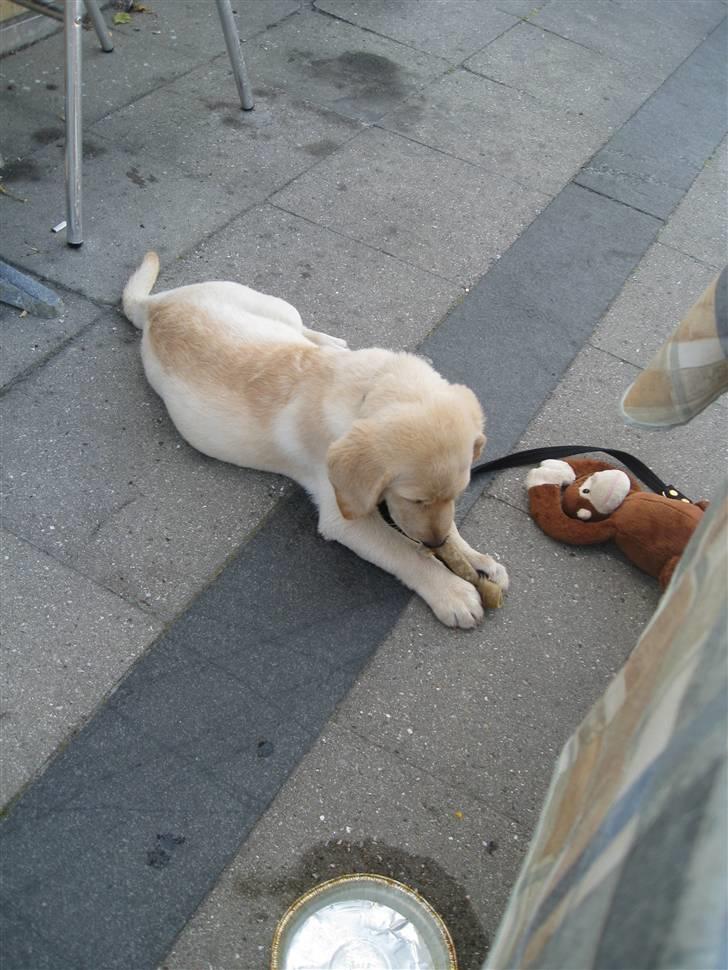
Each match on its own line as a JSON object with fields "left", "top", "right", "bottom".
{"left": 525, "top": 458, "right": 708, "bottom": 589}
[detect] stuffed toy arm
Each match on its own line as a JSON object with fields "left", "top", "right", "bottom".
{"left": 526, "top": 460, "right": 615, "bottom": 546}
{"left": 525, "top": 459, "right": 577, "bottom": 490}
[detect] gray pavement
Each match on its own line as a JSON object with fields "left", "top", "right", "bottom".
{"left": 0, "top": 2, "right": 726, "bottom": 969}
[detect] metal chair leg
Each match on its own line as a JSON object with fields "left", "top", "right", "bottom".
{"left": 215, "top": 0, "right": 254, "bottom": 111}
{"left": 64, "top": 0, "right": 83, "bottom": 246}
{"left": 84, "top": 0, "right": 114, "bottom": 52}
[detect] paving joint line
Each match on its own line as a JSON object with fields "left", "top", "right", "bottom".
{"left": 655, "top": 239, "right": 724, "bottom": 272}
{"left": 0, "top": 253, "right": 117, "bottom": 314}
{"left": 81, "top": 6, "right": 306, "bottom": 128}
{"left": 372, "top": 113, "right": 558, "bottom": 200}
{"left": 332, "top": 719, "right": 526, "bottom": 828}
{"left": 463, "top": 16, "right": 522, "bottom": 64}
{"left": 0, "top": 519, "right": 163, "bottom": 620}
{"left": 477, "top": 494, "right": 531, "bottom": 518}
{"left": 265, "top": 198, "right": 467, "bottom": 291}
{"left": 518, "top": 15, "right": 715, "bottom": 73}
{"left": 557, "top": 14, "right": 728, "bottom": 186}
{"left": 0, "top": 312, "right": 104, "bottom": 397}
{"left": 169, "top": 117, "right": 369, "bottom": 267}
{"left": 583, "top": 340, "right": 645, "bottom": 373}
{"left": 309, "top": 2, "right": 457, "bottom": 67}
{"left": 571, "top": 179, "right": 668, "bottom": 223}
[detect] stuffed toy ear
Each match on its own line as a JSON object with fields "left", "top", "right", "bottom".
{"left": 327, "top": 422, "right": 390, "bottom": 519}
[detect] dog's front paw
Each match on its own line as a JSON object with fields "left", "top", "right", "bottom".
{"left": 472, "top": 553, "right": 509, "bottom": 593}
{"left": 425, "top": 574, "right": 484, "bottom": 629}
{"left": 526, "top": 459, "right": 575, "bottom": 489}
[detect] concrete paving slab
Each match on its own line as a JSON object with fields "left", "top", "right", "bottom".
{"left": 331, "top": 495, "right": 657, "bottom": 826}
{"left": 464, "top": 21, "right": 662, "bottom": 130}
{"left": 110, "top": 0, "right": 301, "bottom": 52}
{"left": 0, "top": 135, "right": 256, "bottom": 303}
{"left": 272, "top": 126, "right": 548, "bottom": 285}
{"left": 418, "top": 184, "right": 661, "bottom": 485}
{"left": 0, "top": 529, "right": 161, "bottom": 807}
{"left": 592, "top": 241, "right": 720, "bottom": 367}
{"left": 0, "top": 705, "right": 257, "bottom": 970}
{"left": 0, "top": 22, "right": 207, "bottom": 130}
{"left": 0, "top": 94, "right": 64, "bottom": 170}
{"left": 314, "top": 0, "right": 518, "bottom": 62}
{"left": 0, "top": 1, "right": 298, "bottom": 130}
{"left": 0, "top": 286, "right": 102, "bottom": 389}
{"left": 0, "top": 314, "right": 283, "bottom": 619}
{"left": 108, "top": 639, "right": 319, "bottom": 811}
{"left": 162, "top": 723, "right": 527, "bottom": 970}
{"left": 611, "top": 0, "right": 728, "bottom": 35}
{"left": 493, "top": 0, "right": 550, "bottom": 15}
{"left": 531, "top": 0, "right": 724, "bottom": 74}
{"left": 487, "top": 345, "right": 728, "bottom": 513}
{"left": 160, "top": 201, "right": 462, "bottom": 350}
{"left": 575, "top": 19, "right": 727, "bottom": 218}
{"left": 90, "top": 66, "right": 363, "bottom": 183}
{"left": 0, "top": 487, "right": 415, "bottom": 970}
{"left": 241, "top": 8, "right": 451, "bottom": 123}
{"left": 659, "top": 136, "right": 728, "bottom": 268}
{"left": 381, "top": 66, "right": 605, "bottom": 196}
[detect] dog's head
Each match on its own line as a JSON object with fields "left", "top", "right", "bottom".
{"left": 327, "top": 385, "right": 485, "bottom": 548}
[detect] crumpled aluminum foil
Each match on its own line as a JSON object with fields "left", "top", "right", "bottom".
{"left": 272, "top": 875, "right": 457, "bottom": 970}
{"left": 284, "top": 898, "right": 434, "bottom": 968}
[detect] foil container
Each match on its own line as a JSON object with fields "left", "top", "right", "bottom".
{"left": 271, "top": 873, "right": 457, "bottom": 970}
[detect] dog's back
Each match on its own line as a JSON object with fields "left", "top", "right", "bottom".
{"left": 122, "top": 251, "right": 307, "bottom": 345}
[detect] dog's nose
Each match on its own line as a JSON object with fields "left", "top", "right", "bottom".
{"left": 422, "top": 535, "right": 447, "bottom": 550}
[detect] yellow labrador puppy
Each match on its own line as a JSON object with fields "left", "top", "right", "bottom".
{"left": 123, "top": 253, "right": 508, "bottom": 628}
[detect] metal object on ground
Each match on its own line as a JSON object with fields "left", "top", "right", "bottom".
{"left": 215, "top": 0, "right": 255, "bottom": 110}
{"left": 0, "top": 260, "right": 63, "bottom": 317}
{"left": 64, "top": 0, "right": 83, "bottom": 246}
{"left": 271, "top": 873, "right": 457, "bottom": 970}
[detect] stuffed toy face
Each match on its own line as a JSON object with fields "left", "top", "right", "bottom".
{"left": 562, "top": 469, "right": 632, "bottom": 522}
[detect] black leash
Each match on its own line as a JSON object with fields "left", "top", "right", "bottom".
{"left": 471, "top": 445, "right": 694, "bottom": 503}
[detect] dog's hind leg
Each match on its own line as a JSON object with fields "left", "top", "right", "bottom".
{"left": 303, "top": 328, "right": 348, "bottom": 350}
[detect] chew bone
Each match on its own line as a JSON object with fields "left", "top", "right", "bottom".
{"left": 432, "top": 536, "right": 503, "bottom": 609}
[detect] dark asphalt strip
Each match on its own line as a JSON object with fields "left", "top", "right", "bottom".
{"left": 1, "top": 22, "right": 725, "bottom": 969}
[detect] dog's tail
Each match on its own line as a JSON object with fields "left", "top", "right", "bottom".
{"left": 122, "top": 251, "right": 160, "bottom": 329}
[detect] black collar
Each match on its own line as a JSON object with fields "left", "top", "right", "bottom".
{"left": 377, "top": 500, "right": 401, "bottom": 533}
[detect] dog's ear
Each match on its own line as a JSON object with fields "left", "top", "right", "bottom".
{"left": 327, "top": 422, "right": 390, "bottom": 520}
{"left": 473, "top": 432, "right": 486, "bottom": 462}
{"left": 450, "top": 384, "right": 486, "bottom": 463}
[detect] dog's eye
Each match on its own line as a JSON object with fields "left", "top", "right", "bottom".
{"left": 582, "top": 488, "right": 590, "bottom": 495}
{"left": 412, "top": 499, "right": 425, "bottom": 505}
